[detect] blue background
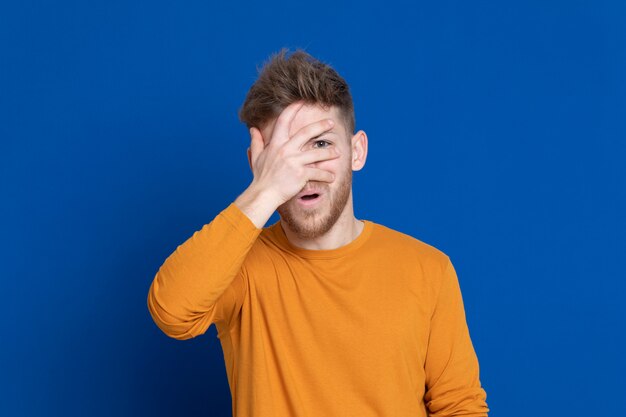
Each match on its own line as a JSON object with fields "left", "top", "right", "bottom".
{"left": 2, "top": 0, "right": 624, "bottom": 416}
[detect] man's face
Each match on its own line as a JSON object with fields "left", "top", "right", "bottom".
{"left": 260, "top": 103, "right": 354, "bottom": 239}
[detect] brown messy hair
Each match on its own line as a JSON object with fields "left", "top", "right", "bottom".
{"left": 238, "top": 47, "right": 355, "bottom": 137}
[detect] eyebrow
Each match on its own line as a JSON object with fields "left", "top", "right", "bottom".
{"left": 309, "top": 130, "right": 336, "bottom": 140}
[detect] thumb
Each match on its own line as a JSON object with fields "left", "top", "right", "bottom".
{"left": 249, "top": 127, "right": 263, "bottom": 166}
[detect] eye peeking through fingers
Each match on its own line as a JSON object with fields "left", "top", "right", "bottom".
{"left": 312, "top": 140, "right": 332, "bottom": 148}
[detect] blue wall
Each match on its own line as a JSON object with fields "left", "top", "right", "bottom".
{"left": 2, "top": 1, "right": 624, "bottom": 416}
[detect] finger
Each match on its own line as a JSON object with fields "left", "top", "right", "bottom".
{"left": 286, "top": 118, "right": 335, "bottom": 152}
{"left": 249, "top": 127, "right": 264, "bottom": 167}
{"left": 297, "top": 147, "right": 341, "bottom": 165}
{"left": 271, "top": 100, "right": 305, "bottom": 147}
{"left": 305, "top": 166, "right": 335, "bottom": 183}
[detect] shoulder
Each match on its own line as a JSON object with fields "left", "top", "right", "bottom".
{"left": 369, "top": 221, "right": 450, "bottom": 272}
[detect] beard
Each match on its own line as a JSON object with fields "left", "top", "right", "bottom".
{"left": 277, "top": 164, "right": 352, "bottom": 240}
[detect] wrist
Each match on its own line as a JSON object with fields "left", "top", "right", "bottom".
{"left": 234, "top": 183, "right": 279, "bottom": 229}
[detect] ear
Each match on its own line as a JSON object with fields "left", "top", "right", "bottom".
{"left": 350, "top": 130, "right": 368, "bottom": 171}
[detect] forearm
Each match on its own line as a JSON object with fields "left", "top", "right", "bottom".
{"left": 147, "top": 200, "right": 263, "bottom": 339}
{"left": 233, "top": 181, "right": 280, "bottom": 229}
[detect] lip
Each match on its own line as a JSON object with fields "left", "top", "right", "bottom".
{"left": 296, "top": 188, "right": 324, "bottom": 199}
{"left": 297, "top": 192, "right": 324, "bottom": 207}
{"left": 296, "top": 189, "right": 325, "bottom": 207}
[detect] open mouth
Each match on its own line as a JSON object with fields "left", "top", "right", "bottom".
{"left": 297, "top": 193, "right": 322, "bottom": 206}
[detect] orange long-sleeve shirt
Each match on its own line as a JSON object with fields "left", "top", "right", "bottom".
{"left": 147, "top": 202, "right": 489, "bottom": 417}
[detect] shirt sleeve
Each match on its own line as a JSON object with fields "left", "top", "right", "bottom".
{"left": 146, "top": 202, "right": 263, "bottom": 340}
{"left": 423, "top": 256, "right": 490, "bottom": 416}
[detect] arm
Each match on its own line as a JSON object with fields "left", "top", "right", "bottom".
{"left": 147, "top": 101, "right": 338, "bottom": 340}
{"left": 146, "top": 187, "right": 276, "bottom": 340}
{"left": 423, "top": 257, "right": 490, "bottom": 416}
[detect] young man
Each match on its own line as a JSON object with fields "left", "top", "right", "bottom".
{"left": 147, "top": 48, "right": 489, "bottom": 417}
